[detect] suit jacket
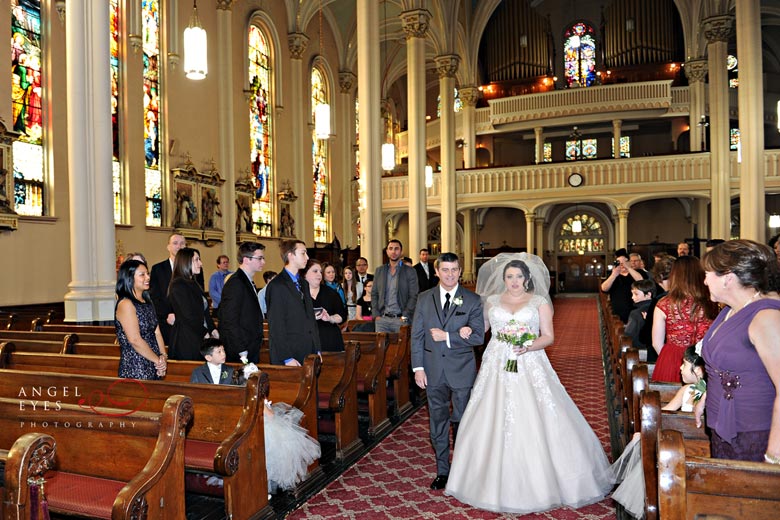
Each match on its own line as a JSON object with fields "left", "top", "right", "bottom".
{"left": 168, "top": 277, "right": 215, "bottom": 361}
{"left": 266, "top": 270, "right": 320, "bottom": 365}
{"left": 190, "top": 363, "right": 235, "bottom": 385}
{"left": 414, "top": 262, "right": 439, "bottom": 292}
{"left": 150, "top": 258, "right": 204, "bottom": 345}
{"left": 356, "top": 273, "right": 374, "bottom": 286}
{"left": 411, "top": 285, "right": 485, "bottom": 388}
{"left": 371, "top": 262, "right": 419, "bottom": 321}
{"left": 219, "top": 269, "right": 263, "bottom": 363}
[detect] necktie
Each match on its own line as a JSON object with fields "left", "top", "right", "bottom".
{"left": 443, "top": 293, "right": 451, "bottom": 313}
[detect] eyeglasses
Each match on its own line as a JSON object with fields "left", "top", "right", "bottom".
{"left": 248, "top": 256, "right": 265, "bottom": 261}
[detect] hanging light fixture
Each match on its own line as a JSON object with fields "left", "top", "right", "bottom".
{"left": 770, "top": 214, "right": 780, "bottom": 228}
{"left": 183, "top": 0, "right": 207, "bottom": 80}
{"left": 380, "top": 0, "right": 395, "bottom": 170}
{"left": 315, "top": 0, "right": 330, "bottom": 139}
{"left": 382, "top": 142, "right": 395, "bottom": 171}
{"left": 571, "top": 205, "right": 583, "bottom": 233}
{"left": 425, "top": 165, "right": 433, "bottom": 188}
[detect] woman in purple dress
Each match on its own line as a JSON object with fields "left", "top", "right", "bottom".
{"left": 115, "top": 259, "right": 167, "bottom": 379}
{"left": 696, "top": 240, "right": 780, "bottom": 463}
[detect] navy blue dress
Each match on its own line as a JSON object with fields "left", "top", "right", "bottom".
{"left": 116, "top": 298, "right": 162, "bottom": 380}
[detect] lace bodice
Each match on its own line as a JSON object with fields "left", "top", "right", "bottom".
{"left": 486, "top": 294, "right": 544, "bottom": 335}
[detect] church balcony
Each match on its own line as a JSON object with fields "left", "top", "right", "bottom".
{"left": 380, "top": 149, "right": 780, "bottom": 212}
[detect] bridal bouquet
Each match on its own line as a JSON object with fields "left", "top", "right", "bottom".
{"left": 239, "top": 351, "right": 259, "bottom": 380}
{"left": 495, "top": 319, "right": 536, "bottom": 372}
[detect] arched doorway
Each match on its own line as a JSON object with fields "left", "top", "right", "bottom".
{"left": 555, "top": 209, "right": 608, "bottom": 292}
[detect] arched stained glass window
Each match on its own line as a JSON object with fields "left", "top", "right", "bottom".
{"left": 564, "top": 22, "right": 596, "bottom": 88}
{"left": 566, "top": 138, "right": 597, "bottom": 160}
{"left": 611, "top": 136, "right": 631, "bottom": 158}
{"left": 110, "top": 0, "right": 123, "bottom": 223}
{"left": 558, "top": 212, "right": 604, "bottom": 255}
{"left": 311, "top": 67, "right": 329, "bottom": 243}
{"left": 248, "top": 24, "right": 273, "bottom": 236}
{"left": 143, "top": 0, "right": 162, "bottom": 226}
{"left": 436, "top": 87, "right": 462, "bottom": 118}
{"left": 11, "top": 0, "right": 44, "bottom": 216}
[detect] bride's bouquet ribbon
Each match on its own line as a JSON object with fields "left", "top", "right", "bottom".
{"left": 495, "top": 319, "right": 536, "bottom": 372}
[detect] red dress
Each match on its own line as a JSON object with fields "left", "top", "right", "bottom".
{"left": 651, "top": 297, "right": 712, "bottom": 383}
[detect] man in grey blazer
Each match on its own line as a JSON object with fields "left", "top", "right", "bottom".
{"left": 372, "top": 239, "right": 419, "bottom": 333}
{"left": 411, "top": 252, "right": 484, "bottom": 490}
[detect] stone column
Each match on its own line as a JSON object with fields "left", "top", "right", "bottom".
{"left": 695, "top": 198, "right": 709, "bottom": 240}
{"left": 460, "top": 87, "right": 480, "bottom": 168}
{"left": 339, "top": 71, "right": 357, "bottom": 246}
{"left": 535, "top": 217, "right": 545, "bottom": 257}
{"left": 703, "top": 15, "right": 733, "bottom": 241}
{"left": 462, "top": 209, "right": 474, "bottom": 281}
{"left": 356, "top": 1, "right": 383, "bottom": 270}
{"left": 216, "top": 1, "right": 236, "bottom": 258}
{"left": 401, "top": 9, "right": 430, "bottom": 258}
{"left": 616, "top": 208, "right": 630, "bottom": 252}
{"left": 612, "top": 120, "right": 622, "bottom": 158}
{"left": 64, "top": 0, "right": 115, "bottom": 322}
{"left": 436, "top": 54, "right": 459, "bottom": 254}
{"left": 736, "top": 0, "right": 765, "bottom": 241}
{"left": 288, "top": 33, "right": 310, "bottom": 243}
{"left": 525, "top": 211, "right": 536, "bottom": 253}
{"left": 534, "top": 127, "right": 544, "bottom": 164}
{"left": 685, "top": 58, "right": 708, "bottom": 152}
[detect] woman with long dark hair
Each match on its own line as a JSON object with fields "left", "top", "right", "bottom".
{"left": 304, "top": 259, "right": 346, "bottom": 352}
{"left": 651, "top": 255, "right": 718, "bottom": 382}
{"left": 342, "top": 265, "right": 360, "bottom": 320}
{"left": 168, "top": 247, "right": 218, "bottom": 360}
{"left": 115, "top": 259, "right": 167, "bottom": 379}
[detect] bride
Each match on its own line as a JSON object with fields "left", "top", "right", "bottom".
{"left": 445, "top": 253, "right": 612, "bottom": 514}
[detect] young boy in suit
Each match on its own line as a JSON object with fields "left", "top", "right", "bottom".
{"left": 624, "top": 279, "right": 655, "bottom": 348}
{"left": 190, "top": 338, "right": 235, "bottom": 385}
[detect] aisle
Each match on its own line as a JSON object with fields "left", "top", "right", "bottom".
{"left": 288, "top": 295, "right": 616, "bottom": 519}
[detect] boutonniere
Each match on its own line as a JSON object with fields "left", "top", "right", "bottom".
{"left": 452, "top": 296, "right": 464, "bottom": 307}
{"left": 221, "top": 370, "right": 228, "bottom": 380}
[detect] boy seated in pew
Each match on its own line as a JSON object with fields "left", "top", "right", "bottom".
{"left": 190, "top": 340, "right": 321, "bottom": 494}
{"left": 661, "top": 346, "right": 706, "bottom": 412}
{"left": 190, "top": 338, "right": 235, "bottom": 384}
{"left": 624, "top": 279, "right": 655, "bottom": 348}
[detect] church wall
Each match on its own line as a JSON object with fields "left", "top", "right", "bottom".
{"left": 475, "top": 208, "right": 527, "bottom": 251}
{"left": 626, "top": 199, "right": 692, "bottom": 244}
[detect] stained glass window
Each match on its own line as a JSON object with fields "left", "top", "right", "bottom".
{"left": 143, "top": 0, "right": 162, "bottom": 226}
{"left": 564, "top": 23, "right": 596, "bottom": 88}
{"left": 566, "top": 138, "right": 597, "bottom": 160}
{"left": 611, "top": 136, "right": 631, "bottom": 158}
{"left": 543, "top": 142, "right": 552, "bottom": 163}
{"left": 727, "top": 55, "right": 738, "bottom": 89}
{"left": 436, "top": 88, "right": 462, "bottom": 118}
{"left": 11, "top": 0, "right": 44, "bottom": 216}
{"left": 312, "top": 67, "right": 329, "bottom": 243}
{"left": 248, "top": 25, "right": 273, "bottom": 236}
{"left": 558, "top": 212, "right": 604, "bottom": 255}
{"left": 729, "top": 128, "right": 740, "bottom": 151}
{"left": 110, "top": 0, "right": 123, "bottom": 223}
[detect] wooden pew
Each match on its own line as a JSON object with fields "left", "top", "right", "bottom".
{"left": 384, "top": 325, "right": 412, "bottom": 418}
{"left": 1, "top": 432, "right": 56, "bottom": 520}
{"left": 318, "top": 343, "right": 362, "bottom": 462}
{"left": 342, "top": 331, "right": 391, "bottom": 438}
{"left": 43, "top": 323, "right": 116, "bottom": 334}
{"left": 0, "top": 394, "right": 191, "bottom": 519}
{"left": 0, "top": 330, "right": 118, "bottom": 357}
{"left": 0, "top": 347, "right": 119, "bottom": 377}
{"left": 0, "top": 370, "right": 276, "bottom": 520}
{"left": 658, "top": 429, "right": 780, "bottom": 520}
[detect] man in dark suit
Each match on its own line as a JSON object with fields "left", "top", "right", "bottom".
{"left": 355, "top": 256, "right": 373, "bottom": 286}
{"left": 190, "top": 338, "right": 235, "bottom": 385}
{"left": 414, "top": 248, "right": 439, "bottom": 292}
{"left": 266, "top": 240, "right": 320, "bottom": 365}
{"left": 411, "top": 252, "right": 484, "bottom": 490}
{"left": 150, "top": 233, "right": 194, "bottom": 346}
{"left": 372, "top": 239, "right": 419, "bottom": 333}
{"left": 218, "top": 242, "right": 266, "bottom": 363}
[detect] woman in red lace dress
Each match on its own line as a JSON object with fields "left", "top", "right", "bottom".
{"left": 651, "top": 256, "right": 718, "bottom": 382}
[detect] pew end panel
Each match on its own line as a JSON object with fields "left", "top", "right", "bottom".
{"left": 318, "top": 342, "right": 362, "bottom": 462}
{"left": 1, "top": 432, "right": 56, "bottom": 520}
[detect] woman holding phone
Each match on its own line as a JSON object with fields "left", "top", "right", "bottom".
{"left": 303, "top": 259, "right": 346, "bottom": 352}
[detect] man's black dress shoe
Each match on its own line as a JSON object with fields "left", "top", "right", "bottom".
{"left": 430, "top": 475, "right": 448, "bottom": 490}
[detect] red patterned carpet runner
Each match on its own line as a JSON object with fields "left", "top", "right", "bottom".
{"left": 289, "top": 296, "right": 616, "bottom": 519}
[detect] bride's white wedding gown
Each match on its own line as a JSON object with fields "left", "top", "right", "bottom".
{"left": 445, "top": 294, "right": 612, "bottom": 514}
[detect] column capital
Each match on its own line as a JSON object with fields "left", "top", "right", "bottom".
{"left": 525, "top": 212, "right": 537, "bottom": 223}
{"left": 612, "top": 119, "right": 623, "bottom": 130}
{"left": 459, "top": 86, "right": 480, "bottom": 107}
{"left": 216, "top": 0, "right": 236, "bottom": 10}
{"left": 702, "top": 15, "right": 733, "bottom": 44}
{"left": 684, "top": 58, "right": 708, "bottom": 83}
{"left": 435, "top": 54, "right": 460, "bottom": 79}
{"left": 617, "top": 208, "right": 630, "bottom": 219}
{"left": 339, "top": 70, "right": 357, "bottom": 94}
{"left": 400, "top": 9, "right": 431, "bottom": 39}
{"left": 287, "top": 33, "right": 309, "bottom": 59}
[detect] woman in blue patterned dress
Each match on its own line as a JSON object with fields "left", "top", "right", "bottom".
{"left": 115, "top": 259, "right": 167, "bottom": 379}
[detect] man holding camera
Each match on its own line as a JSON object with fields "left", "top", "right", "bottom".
{"left": 601, "top": 248, "right": 648, "bottom": 323}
